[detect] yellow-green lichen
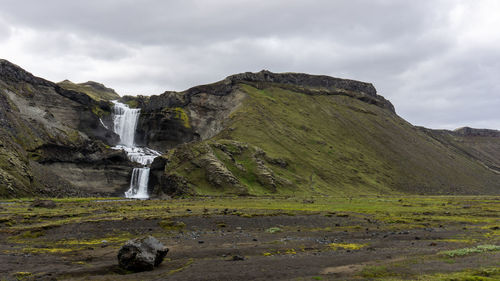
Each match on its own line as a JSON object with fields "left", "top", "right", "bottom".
{"left": 328, "top": 242, "right": 367, "bottom": 250}
{"left": 173, "top": 107, "right": 191, "bottom": 128}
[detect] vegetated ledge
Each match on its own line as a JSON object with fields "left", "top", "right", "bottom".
{"left": 141, "top": 70, "right": 395, "bottom": 113}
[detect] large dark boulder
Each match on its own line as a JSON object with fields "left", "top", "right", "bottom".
{"left": 117, "top": 236, "right": 169, "bottom": 272}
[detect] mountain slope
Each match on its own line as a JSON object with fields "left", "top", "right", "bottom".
{"left": 140, "top": 74, "right": 500, "bottom": 196}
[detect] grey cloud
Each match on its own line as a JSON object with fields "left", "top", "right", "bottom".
{"left": 0, "top": 18, "right": 11, "bottom": 42}
{"left": 0, "top": 0, "right": 439, "bottom": 46}
{"left": 0, "top": 0, "right": 498, "bottom": 130}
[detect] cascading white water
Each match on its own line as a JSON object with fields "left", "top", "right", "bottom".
{"left": 112, "top": 102, "right": 140, "bottom": 147}
{"left": 125, "top": 168, "right": 150, "bottom": 198}
{"left": 111, "top": 101, "right": 160, "bottom": 199}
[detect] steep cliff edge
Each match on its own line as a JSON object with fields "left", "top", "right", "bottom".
{"left": 0, "top": 59, "right": 132, "bottom": 197}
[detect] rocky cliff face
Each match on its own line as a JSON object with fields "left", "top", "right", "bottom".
{"left": 0, "top": 59, "right": 132, "bottom": 197}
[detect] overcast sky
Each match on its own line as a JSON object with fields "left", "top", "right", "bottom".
{"left": 1, "top": 0, "right": 499, "bottom": 130}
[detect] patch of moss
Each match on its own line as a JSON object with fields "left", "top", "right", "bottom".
{"left": 328, "top": 242, "right": 367, "bottom": 251}
{"left": 359, "top": 266, "right": 396, "bottom": 279}
{"left": 441, "top": 245, "right": 500, "bottom": 257}
{"left": 22, "top": 247, "right": 78, "bottom": 254}
{"left": 19, "top": 230, "right": 45, "bottom": 239}
{"left": 262, "top": 248, "right": 298, "bottom": 256}
{"left": 13, "top": 271, "right": 32, "bottom": 280}
{"left": 159, "top": 220, "right": 186, "bottom": 230}
{"left": 173, "top": 107, "right": 191, "bottom": 128}
{"left": 169, "top": 258, "right": 194, "bottom": 275}
{"left": 125, "top": 100, "right": 139, "bottom": 108}
{"left": 91, "top": 105, "right": 110, "bottom": 117}
{"left": 418, "top": 267, "right": 500, "bottom": 281}
{"left": 57, "top": 80, "right": 120, "bottom": 101}
{"left": 265, "top": 227, "right": 282, "bottom": 233}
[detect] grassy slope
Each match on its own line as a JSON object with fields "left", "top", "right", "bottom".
{"left": 57, "top": 80, "right": 120, "bottom": 101}
{"left": 164, "top": 84, "right": 500, "bottom": 196}
{"left": 423, "top": 129, "right": 500, "bottom": 173}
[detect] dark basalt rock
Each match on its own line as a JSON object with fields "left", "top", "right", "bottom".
{"left": 227, "top": 70, "right": 377, "bottom": 96}
{"left": 117, "top": 236, "right": 169, "bottom": 272}
{"left": 0, "top": 59, "right": 53, "bottom": 87}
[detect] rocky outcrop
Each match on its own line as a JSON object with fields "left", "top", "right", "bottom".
{"left": 227, "top": 70, "right": 378, "bottom": 96}
{"left": 196, "top": 150, "right": 243, "bottom": 189}
{"left": 155, "top": 140, "right": 293, "bottom": 196}
{"left": 134, "top": 89, "right": 246, "bottom": 150}
{"left": 228, "top": 70, "right": 395, "bottom": 113}
{"left": 117, "top": 236, "right": 169, "bottom": 272}
{"left": 453, "top": 127, "right": 500, "bottom": 137}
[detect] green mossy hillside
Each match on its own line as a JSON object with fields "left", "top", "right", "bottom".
{"left": 58, "top": 80, "right": 120, "bottom": 101}
{"left": 160, "top": 84, "right": 500, "bottom": 196}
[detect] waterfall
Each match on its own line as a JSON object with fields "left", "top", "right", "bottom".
{"left": 112, "top": 102, "right": 140, "bottom": 147}
{"left": 111, "top": 101, "right": 160, "bottom": 199}
{"left": 125, "top": 168, "right": 150, "bottom": 198}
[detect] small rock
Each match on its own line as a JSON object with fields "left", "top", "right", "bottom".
{"left": 30, "top": 199, "right": 56, "bottom": 208}
{"left": 232, "top": 255, "right": 245, "bottom": 261}
{"left": 117, "top": 236, "right": 169, "bottom": 272}
{"left": 236, "top": 227, "right": 242, "bottom": 230}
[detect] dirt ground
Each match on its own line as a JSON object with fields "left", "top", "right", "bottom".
{"left": 0, "top": 196, "right": 499, "bottom": 280}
